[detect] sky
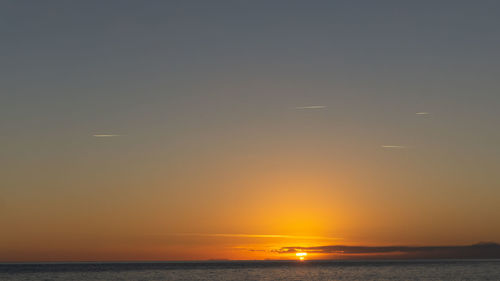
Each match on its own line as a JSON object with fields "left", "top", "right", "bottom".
{"left": 1, "top": 0, "right": 500, "bottom": 262}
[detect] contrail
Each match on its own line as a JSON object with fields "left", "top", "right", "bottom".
{"left": 93, "top": 134, "right": 121, "bottom": 137}
{"left": 294, "top": 105, "right": 327, "bottom": 110}
{"left": 381, "top": 145, "right": 406, "bottom": 149}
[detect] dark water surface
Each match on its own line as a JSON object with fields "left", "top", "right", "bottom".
{"left": 1, "top": 260, "right": 499, "bottom": 280}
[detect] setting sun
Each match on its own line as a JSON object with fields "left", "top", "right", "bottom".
{"left": 296, "top": 252, "right": 308, "bottom": 261}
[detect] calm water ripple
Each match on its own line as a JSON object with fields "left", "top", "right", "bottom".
{"left": 1, "top": 260, "right": 499, "bottom": 281}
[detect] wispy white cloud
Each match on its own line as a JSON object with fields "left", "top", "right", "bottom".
{"left": 93, "top": 134, "right": 121, "bottom": 137}
{"left": 416, "top": 112, "right": 430, "bottom": 115}
{"left": 294, "top": 105, "right": 327, "bottom": 110}
{"left": 381, "top": 145, "right": 407, "bottom": 149}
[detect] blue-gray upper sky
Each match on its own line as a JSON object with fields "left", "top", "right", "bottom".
{"left": 2, "top": 0, "right": 500, "bottom": 132}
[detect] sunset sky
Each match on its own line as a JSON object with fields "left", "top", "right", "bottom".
{"left": 1, "top": 0, "right": 500, "bottom": 262}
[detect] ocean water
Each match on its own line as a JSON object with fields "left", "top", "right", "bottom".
{"left": 1, "top": 260, "right": 499, "bottom": 281}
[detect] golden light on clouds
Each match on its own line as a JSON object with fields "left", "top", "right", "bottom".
{"left": 167, "top": 233, "right": 339, "bottom": 240}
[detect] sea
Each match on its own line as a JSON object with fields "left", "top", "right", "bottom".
{"left": 1, "top": 260, "right": 499, "bottom": 281}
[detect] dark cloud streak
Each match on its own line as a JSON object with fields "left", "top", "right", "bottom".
{"left": 274, "top": 242, "right": 500, "bottom": 259}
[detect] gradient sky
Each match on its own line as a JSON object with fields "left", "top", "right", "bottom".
{"left": 1, "top": 0, "right": 500, "bottom": 261}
